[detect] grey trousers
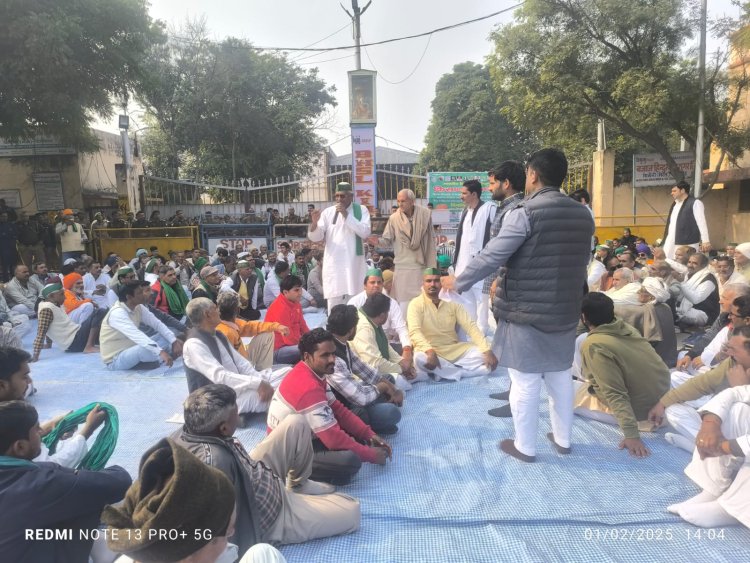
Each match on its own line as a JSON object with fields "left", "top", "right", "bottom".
{"left": 251, "top": 414, "right": 360, "bottom": 545}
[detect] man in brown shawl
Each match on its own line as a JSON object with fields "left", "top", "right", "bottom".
{"left": 381, "top": 189, "right": 436, "bottom": 315}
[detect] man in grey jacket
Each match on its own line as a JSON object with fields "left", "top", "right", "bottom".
{"left": 445, "top": 148, "right": 594, "bottom": 463}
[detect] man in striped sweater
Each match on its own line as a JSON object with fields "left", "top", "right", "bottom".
{"left": 266, "top": 328, "right": 392, "bottom": 485}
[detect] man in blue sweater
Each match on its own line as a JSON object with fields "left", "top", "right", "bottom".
{"left": 0, "top": 401, "right": 131, "bottom": 562}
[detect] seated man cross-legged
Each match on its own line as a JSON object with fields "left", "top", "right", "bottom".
{"left": 265, "top": 275, "right": 310, "bottom": 365}
{"left": 32, "top": 281, "right": 107, "bottom": 362}
{"left": 174, "top": 384, "right": 360, "bottom": 552}
{"left": 351, "top": 293, "right": 416, "bottom": 388}
{"left": 407, "top": 269, "right": 497, "bottom": 382}
{"left": 326, "top": 304, "right": 403, "bottom": 435}
{"left": 99, "top": 281, "right": 183, "bottom": 370}
{"left": 183, "top": 297, "right": 291, "bottom": 416}
{"left": 267, "top": 328, "right": 392, "bottom": 485}
{"left": 216, "top": 291, "right": 289, "bottom": 370}
{"left": 648, "top": 326, "right": 750, "bottom": 453}
{"left": 667, "top": 385, "right": 750, "bottom": 529}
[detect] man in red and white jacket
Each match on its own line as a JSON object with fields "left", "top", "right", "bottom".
{"left": 267, "top": 328, "right": 392, "bottom": 485}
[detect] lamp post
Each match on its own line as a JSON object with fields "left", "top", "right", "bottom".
{"left": 693, "top": 0, "right": 707, "bottom": 197}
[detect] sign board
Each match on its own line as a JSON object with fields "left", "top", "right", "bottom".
{"left": 352, "top": 126, "right": 377, "bottom": 211}
{"left": 0, "top": 189, "right": 22, "bottom": 208}
{"left": 427, "top": 172, "right": 491, "bottom": 225}
{"left": 283, "top": 238, "right": 325, "bottom": 254}
{"left": 33, "top": 173, "right": 65, "bottom": 210}
{"left": 348, "top": 70, "right": 377, "bottom": 125}
{"left": 0, "top": 138, "right": 76, "bottom": 157}
{"left": 206, "top": 237, "right": 269, "bottom": 254}
{"left": 633, "top": 152, "right": 695, "bottom": 187}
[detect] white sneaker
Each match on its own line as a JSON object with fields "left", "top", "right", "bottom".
{"left": 292, "top": 479, "right": 336, "bottom": 495}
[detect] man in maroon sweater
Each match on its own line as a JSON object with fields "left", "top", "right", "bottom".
{"left": 264, "top": 275, "right": 310, "bottom": 364}
{"left": 267, "top": 328, "right": 392, "bottom": 485}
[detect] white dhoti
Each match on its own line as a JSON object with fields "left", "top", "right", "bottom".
{"left": 11, "top": 303, "right": 35, "bottom": 318}
{"left": 68, "top": 302, "right": 94, "bottom": 325}
{"left": 413, "top": 348, "right": 489, "bottom": 382}
{"left": 7, "top": 313, "right": 31, "bottom": 338}
{"left": 509, "top": 368, "right": 574, "bottom": 457}
{"left": 684, "top": 403, "right": 750, "bottom": 528}
{"left": 664, "top": 371, "right": 712, "bottom": 444}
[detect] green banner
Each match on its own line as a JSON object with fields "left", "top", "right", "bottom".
{"left": 427, "top": 172, "right": 490, "bottom": 225}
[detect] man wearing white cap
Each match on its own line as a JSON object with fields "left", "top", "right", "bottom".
{"left": 308, "top": 182, "right": 371, "bottom": 312}
{"left": 733, "top": 242, "right": 750, "bottom": 282}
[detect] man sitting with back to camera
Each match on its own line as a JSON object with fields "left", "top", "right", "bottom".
{"left": 575, "top": 292, "right": 670, "bottom": 459}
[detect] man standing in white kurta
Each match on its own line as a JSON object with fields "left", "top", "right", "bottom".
{"left": 308, "top": 182, "right": 371, "bottom": 312}
{"left": 662, "top": 180, "right": 711, "bottom": 260}
{"left": 452, "top": 179, "right": 495, "bottom": 335}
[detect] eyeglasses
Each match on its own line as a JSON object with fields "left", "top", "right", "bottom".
{"left": 728, "top": 311, "right": 748, "bottom": 320}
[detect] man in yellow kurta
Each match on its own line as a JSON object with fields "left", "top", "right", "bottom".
{"left": 407, "top": 269, "right": 497, "bottom": 381}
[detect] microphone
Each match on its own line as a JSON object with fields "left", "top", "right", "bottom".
{"left": 333, "top": 209, "right": 339, "bottom": 224}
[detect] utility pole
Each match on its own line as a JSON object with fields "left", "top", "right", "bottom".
{"left": 693, "top": 0, "right": 707, "bottom": 197}
{"left": 341, "top": 0, "right": 372, "bottom": 70}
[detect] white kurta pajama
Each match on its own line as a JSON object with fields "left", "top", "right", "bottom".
{"left": 663, "top": 198, "right": 710, "bottom": 260}
{"left": 308, "top": 204, "right": 371, "bottom": 311}
{"left": 683, "top": 385, "right": 750, "bottom": 528}
{"left": 183, "top": 335, "right": 291, "bottom": 414}
{"left": 454, "top": 205, "right": 593, "bottom": 457}
{"left": 453, "top": 202, "right": 496, "bottom": 335}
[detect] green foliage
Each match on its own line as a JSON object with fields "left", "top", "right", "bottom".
{"left": 0, "top": 0, "right": 164, "bottom": 149}
{"left": 419, "top": 62, "right": 534, "bottom": 172}
{"left": 137, "top": 22, "right": 336, "bottom": 189}
{"left": 487, "top": 0, "right": 750, "bottom": 183}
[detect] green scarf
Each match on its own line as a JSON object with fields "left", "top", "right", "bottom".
{"left": 0, "top": 455, "right": 35, "bottom": 468}
{"left": 254, "top": 267, "right": 265, "bottom": 290}
{"left": 361, "top": 308, "right": 390, "bottom": 359}
{"left": 198, "top": 280, "right": 216, "bottom": 301}
{"left": 162, "top": 281, "right": 189, "bottom": 316}
{"left": 291, "top": 263, "right": 308, "bottom": 282}
{"left": 353, "top": 203, "right": 363, "bottom": 256}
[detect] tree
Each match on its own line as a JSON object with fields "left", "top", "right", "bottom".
{"left": 487, "top": 0, "right": 750, "bottom": 186}
{"left": 136, "top": 22, "right": 336, "bottom": 193}
{"left": 419, "top": 62, "right": 534, "bottom": 171}
{"left": 0, "top": 0, "right": 164, "bottom": 149}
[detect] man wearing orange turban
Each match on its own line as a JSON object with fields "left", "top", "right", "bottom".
{"left": 63, "top": 273, "right": 97, "bottom": 324}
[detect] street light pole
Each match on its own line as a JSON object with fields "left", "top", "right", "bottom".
{"left": 341, "top": 0, "right": 372, "bottom": 70}
{"left": 693, "top": 0, "right": 707, "bottom": 197}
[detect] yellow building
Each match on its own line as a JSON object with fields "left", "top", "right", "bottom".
{"left": 0, "top": 129, "right": 142, "bottom": 219}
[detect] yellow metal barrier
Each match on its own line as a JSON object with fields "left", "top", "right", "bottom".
{"left": 92, "top": 227, "right": 199, "bottom": 261}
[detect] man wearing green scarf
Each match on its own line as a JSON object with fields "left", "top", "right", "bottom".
{"left": 152, "top": 266, "right": 190, "bottom": 319}
{"left": 192, "top": 266, "right": 221, "bottom": 303}
{"left": 352, "top": 293, "right": 416, "bottom": 384}
{"left": 308, "top": 182, "right": 371, "bottom": 312}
